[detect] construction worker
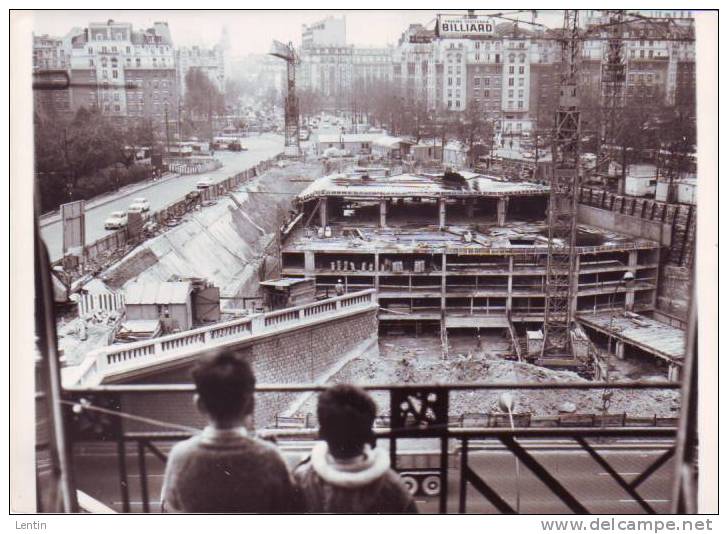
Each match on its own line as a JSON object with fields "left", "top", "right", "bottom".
{"left": 334, "top": 279, "right": 344, "bottom": 296}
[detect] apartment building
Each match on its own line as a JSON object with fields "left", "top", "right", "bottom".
{"left": 302, "top": 15, "right": 346, "bottom": 49}
{"left": 176, "top": 44, "right": 226, "bottom": 96}
{"left": 68, "top": 20, "right": 178, "bottom": 121}
{"left": 32, "top": 32, "right": 78, "bottom": 117}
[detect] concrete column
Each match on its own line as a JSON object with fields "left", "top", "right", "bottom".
{"left": 626, "top": 250, "right": 638, "bottom": 312}
{"left": 615, "top": 340, "right": 625, "bottom": 360}
{"left": 374, "top": 253, "right": 380, "bottom": 292}
{"left": 379, "top": 199, "right": 388, "bottom": 228}
{"left": 304, "top": 251, "right": 315, "bottom": 274}
{"left": 439, "top": 197, "right": 447, "bottom": 229}
{"left": 319, "top": 198, "right": 328, "bottom": 228}
{"left": 570, "top": 254, "right": 580, "bottom": 318}
{"left": 667, "top": 362, "right": 681, "bottom": 382}
{"left": 497, "top": 197, "right": 509, "bottom": 226}
{"left": 441, "top": 252, "right": 447, "bottom": 313}
{"left": 465, "top": 198, "right": 475, "bottom": 218}
{"left": 507, "top": 256, "right": 514, "bottom": 312}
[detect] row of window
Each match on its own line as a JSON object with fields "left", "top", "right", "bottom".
{"left": 471, "top": 89, "right": 500, "bottom": 98}
{"left": 88, "top": 45, "right": 170, "bottom": 55}
{"left": 473, "top": 77, "right": 501, "bottom": 87}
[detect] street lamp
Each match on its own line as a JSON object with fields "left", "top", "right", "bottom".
{"left": 498, "top": 392, "right": 521, "bottom": 513}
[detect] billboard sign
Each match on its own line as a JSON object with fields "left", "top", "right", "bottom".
{"left": 61, "top": 200, "right": 85, "bottom": 254}
{"left": 437, "top": 15, "right": 495, "bottom": 38}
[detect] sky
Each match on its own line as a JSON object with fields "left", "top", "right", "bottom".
{"left": 30, "top": 10, "right": 566, "bottom": 56}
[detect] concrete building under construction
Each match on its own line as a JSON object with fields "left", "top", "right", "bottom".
{"left": 281, "top": 169, "right": 683, "bottom": 378}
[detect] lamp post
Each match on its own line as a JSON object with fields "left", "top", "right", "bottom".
{"left": 498, "top": 392, "right": 521, "bottom": 513}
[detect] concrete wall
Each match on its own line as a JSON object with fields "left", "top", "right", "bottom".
{"left": 115, "top": 307, "right": 378, "bottom": 432}
{"left": 577, "top": 204, "right": 673, "bottom": 246}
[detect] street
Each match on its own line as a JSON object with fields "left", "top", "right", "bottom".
{"left": 40, "top": 133, "right": 284, "bottom": 261}
{"left": 71, "top": 439, "right": 674, "bottom": 514}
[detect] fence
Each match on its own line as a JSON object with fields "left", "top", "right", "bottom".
{"left": 167, "top": 158, "right": 222, "bottom": 175}
{"left": 77, "top": 291, "right": 125, "bottom": 317}
{"left": 81, "top": 289, "right": 377, "bottom": 383}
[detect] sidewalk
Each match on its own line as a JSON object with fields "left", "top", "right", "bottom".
{"left": 39, "top": 171, "right": 179, "bottom": 228}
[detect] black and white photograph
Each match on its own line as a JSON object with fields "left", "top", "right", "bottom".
{"left": 8, "top": 4, "right": 719, "bottom": 523}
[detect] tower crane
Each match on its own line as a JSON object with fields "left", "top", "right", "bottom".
{"left": 540, "top": 10, "right": 582, "bottom": 365}
{"left": 269, "top": 40, "right": 301, "bottom": 157}
{"left": 539, "top": 10, "right": 693, "bottom": 369}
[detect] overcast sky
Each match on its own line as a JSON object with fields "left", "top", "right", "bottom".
{"left": 30, "top": 10, "right": 566, "bottom": 56}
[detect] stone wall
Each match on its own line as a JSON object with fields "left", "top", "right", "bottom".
{"left": 116, "top": 307, "right": 379, "bottom": 433}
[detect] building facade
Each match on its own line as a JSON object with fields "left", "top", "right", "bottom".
{"left": 68, "top": 20, "right": 178, "bottom": 123}
{"left": 302, "top": 16, "right": 346, "bottom": 49}
{"left": 176, "top": 44, "right": 226, "bottom": 96}
{"left": 32, "top": 32, "right": 77, "bottom": 118}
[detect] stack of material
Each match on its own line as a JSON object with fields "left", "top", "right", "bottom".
{"left": 392, "top": 261, "right": 404, "bottom": 273}
{"left": 413, "top": 260, "right": 426, "bottom": 273}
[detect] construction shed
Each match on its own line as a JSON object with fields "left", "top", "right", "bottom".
{"left": 372, "top": 136, "right": 413, "bottom": 159}
{"left": 124, "top": 281, "right": 194, "bottom": 333}
{"left": 260, "top": 278, "right": 316, "bottom": 310}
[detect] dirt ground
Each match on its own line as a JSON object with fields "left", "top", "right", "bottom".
{"left": 292, "top": 332, "right": 680, "bottom": 422}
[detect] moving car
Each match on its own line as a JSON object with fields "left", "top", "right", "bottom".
{"left": 128, "top": 198, "right": 150, "bottom": 212}
{"left": 196, "top": 178, "right": 214, "bottom": 190}
{"left": 104, "top": 211, "right": 128, "bottom": 230}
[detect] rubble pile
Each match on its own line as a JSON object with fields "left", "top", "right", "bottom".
{"left": 291, "top": 334, "right": 680, "bottom": 421}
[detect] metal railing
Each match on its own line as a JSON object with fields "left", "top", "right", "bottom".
{"left": 63, "top": 380, "right": 680, "bottom": 514}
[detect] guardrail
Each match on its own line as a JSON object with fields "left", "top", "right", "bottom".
{"left": 82, "top": 290, "right": 377, "bottom": 383}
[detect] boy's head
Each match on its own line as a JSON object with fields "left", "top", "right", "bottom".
{"left": 192, "top": 351, "right": 256, "bottom": 426}
{"left": 317, "top": 384, "right": 377, "bottom": 459}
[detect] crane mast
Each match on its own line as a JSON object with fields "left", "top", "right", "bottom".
{"left": 601, "top": 10, "right": 626, "bottom": 184}
{"left": 540, "top": 10, "right": 581, "bottom": 364}
{"left": 269, "top": 40, "right": 301, "bottom": 157}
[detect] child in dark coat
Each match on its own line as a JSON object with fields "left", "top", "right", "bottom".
{"left": 293, "top": 384, "right": 418, "bottom": 514}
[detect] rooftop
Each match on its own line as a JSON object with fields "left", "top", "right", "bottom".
{"left": 578, "top": 311, "right": 686, "bottom": 363}
{"left": 125, "top": 281, "right": 191, "bottom": 305}
{"left": 283, "top": 221, "right": 659, "bottom": 254}
{"left": 297, "top": 171, "right": 550, "bottom": 201}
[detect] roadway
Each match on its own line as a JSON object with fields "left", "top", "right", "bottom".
{"left": 40, "top": 133, "right": 284, "bottom": 261}
{"left": 70, "top": 438, "right": 674, "bottom": 514}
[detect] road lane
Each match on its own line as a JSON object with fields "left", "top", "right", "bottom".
{"left": 72, "top": 440, "right": 674, "bottom": 514}
{"left": 41, "top": 134, "right": 284, "bottom": 261}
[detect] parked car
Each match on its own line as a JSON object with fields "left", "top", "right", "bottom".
{"left": 129, "top": 198, "right": 150, "bottom": 212}
{"left": 196, "top": 178, "right": 214, "bottom": 190}
{"left": 104, "top": 211, "right": 128, "bottom": 230}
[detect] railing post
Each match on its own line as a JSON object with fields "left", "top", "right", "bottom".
{"left": 251, "top": 314, "right": 265, "bottom": 333}
{"left": 137, "top": 441, "right": 150, "bottom": 513}
{"left": 117, "top": 439, "right": 130, "bottom": 513}
{"left": 459, "top": 438, "right": 469, "bottom": 513}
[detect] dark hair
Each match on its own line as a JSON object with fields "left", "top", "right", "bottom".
{"left": 317, "top": 384, "right": 377, "bottom": 458}
{"left": 191, "top": 351, "right": 256, "bottom": 421}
